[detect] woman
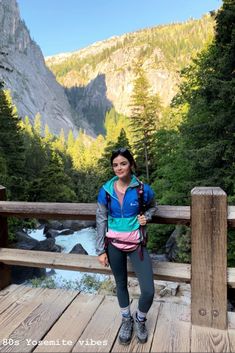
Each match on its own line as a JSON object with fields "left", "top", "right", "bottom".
{"left": 96, "top": 148, "right": 158, "bottom": 345}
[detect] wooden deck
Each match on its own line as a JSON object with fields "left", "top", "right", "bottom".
{"left": 0, "top": 284, "right": 235, "bottom": 353}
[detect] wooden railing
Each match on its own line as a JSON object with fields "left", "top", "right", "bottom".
{"left": 0, "top": 185, "right": 235, "bottom": 330}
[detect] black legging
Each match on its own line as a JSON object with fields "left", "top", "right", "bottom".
{"left": 107, "top": 243, "right": 155, "bottom": 313}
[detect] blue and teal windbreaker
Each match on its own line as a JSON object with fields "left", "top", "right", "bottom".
{"left": 96, "top": 175, "right": 157, "bottom": 255}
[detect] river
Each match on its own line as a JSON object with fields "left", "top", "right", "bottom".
{"left": 28, "top": 227, "right": 108, "bottom": 290}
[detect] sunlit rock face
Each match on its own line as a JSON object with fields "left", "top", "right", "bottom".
{"left": 0, "top": 0, "right": 81, "bottom": 137}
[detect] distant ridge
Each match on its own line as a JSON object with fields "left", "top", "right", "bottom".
{"left": 46, "top": 15, "right": 215, "bottom": 135}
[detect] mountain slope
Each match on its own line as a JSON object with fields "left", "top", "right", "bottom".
{"left": 46, "top": 15, "right": 215, "bottom": 135}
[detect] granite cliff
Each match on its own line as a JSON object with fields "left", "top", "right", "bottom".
{"left": 0, "top": 0, "right": 82, "bottom": 136}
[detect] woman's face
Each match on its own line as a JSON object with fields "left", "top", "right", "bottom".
{"left": 112, "top": 155, "right": 132, "bottom": 179}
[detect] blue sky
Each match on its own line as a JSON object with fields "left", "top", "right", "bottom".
{"left": 17, "top": 0, "right": 222, "bottom": 57}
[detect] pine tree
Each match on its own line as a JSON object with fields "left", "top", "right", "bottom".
{"left": 33, "top": 113, "right": 42, "bottom": 135}
{"left": 178, "top": 0, "right": 235, "bottom": 199}
{"left": 67, "top": 129, "right": 75, "bottom": 155}
{"left": 51, "top": 129, "right": 66, "bottom": 153}
{"left": 129, "top": 62, "right": 162, "bottom": 181}
{"left": 43, "top": 124, "right": 53, "bottom": 144}
{"left": 28, "top": 153, "right": 76, "bottom": 202}
{"left": 0, "top": 85, "right": 26, "bottom": 200}
{"left": 104, "top": 108, "right": 132, "bottom": 144}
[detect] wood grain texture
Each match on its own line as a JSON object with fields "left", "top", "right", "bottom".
{"left": 0, "top": 287, "right": 45, "bottom": 351}
{"left": 191, "top": 325, "right": 230, "bottom": 352}
{"left": 151, "top": 302, "right": 191, "bottom": 352}
{"left": 0, "top": 247, "right": 191, "bottom": 283}
{"left": 34, "top": 293, "right": 104, "bottom": 352}
{"left": 0, "top": 201, "right": 235, "bottom": 227}
{"left": 2, "top": 288, "right": 79, "bottom": 352}
{"left": 0, "top": 201, "right": 190, "bottom": 224}
{"left": 228, "top": 312, "right": 235, "bottom": 352}
{"left": 0, "top": 286, "right": 235, "bottom": 352}
{"left": 191, "top": 187, "right": 227, "bottom": 329}
{"left": 72, "top": 296, "right": 121, "bottom": 352}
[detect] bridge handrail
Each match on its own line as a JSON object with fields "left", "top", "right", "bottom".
{"left": 0, "top": 185, "right": 234, "bottom": 329}
{"left": 0, "top": 201, "right": 235, "bottom": 226}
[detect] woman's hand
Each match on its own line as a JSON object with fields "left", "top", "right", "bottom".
{"left": 138, "top": 214, "right": 147, "bottom": 226}
{"left": 98, "top": 252, "right": 109, "bottom": 267}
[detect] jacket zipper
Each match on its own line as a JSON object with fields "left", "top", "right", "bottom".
{"left": 105, "top": 181, "right": 139, "bottom": 218}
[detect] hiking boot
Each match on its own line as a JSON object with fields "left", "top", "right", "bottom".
{"left": 135, "top": 315, "right": 148, "bottom": 343}
{"left": 119, "top": 316, "right": 134, "bottom": 345}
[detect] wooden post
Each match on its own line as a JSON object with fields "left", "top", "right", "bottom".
{"left": 0, "top": 186, "right": 11, "bottom": 289}
{"left": 191, "top": 187, "right": 227, "bottom": 329}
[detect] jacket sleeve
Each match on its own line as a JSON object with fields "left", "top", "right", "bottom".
{"left": 96, "top": 187, "right": 108, "bottom": 256}
{"left": 144, "top": 185, "right": 158, "bottom": 222}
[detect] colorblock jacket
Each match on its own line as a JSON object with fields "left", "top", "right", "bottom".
{"left": 96, "top": 175, "right": 158, "bottom": 255}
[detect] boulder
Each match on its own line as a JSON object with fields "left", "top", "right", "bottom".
{"left": 69, "top": 243, "right": 88, "bottom": 255}
{"left": 61, "top": 220, "right": 96, "bottom": 231}
{"left": 14, "top": 230, "right": 38, "bottom": 250}
{"left": 11, "top": 232, "right": 61, "bottom": 284}
{"left": 165, "top": 227, "right": 181, "bottom": 261}
{"left": 33, "top": 238, "right": 61, "bottom": 252}
{"left": 43, "top": 221, "right": 64, "bottom": 231}
{"left": 44, "top": 229, "right": 60, "bottom": 239}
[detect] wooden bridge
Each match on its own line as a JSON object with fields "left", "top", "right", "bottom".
{"left": 0, "top": 186, "right": 235, "bottom": 352}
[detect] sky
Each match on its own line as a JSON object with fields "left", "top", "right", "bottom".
{"left": 17, "top": 0, "right": 223, "bottom": 57}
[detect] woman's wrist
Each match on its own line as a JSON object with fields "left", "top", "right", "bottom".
{"left": 98, "top": 251, "right": 106, "bottom": 256}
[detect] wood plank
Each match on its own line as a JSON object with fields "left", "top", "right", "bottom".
{"left": 191, "top": 325, "right": 230, "bottom": 352}
{"left": 228, "top": 324, "right": 235, "bottom": 352}
{"left": 111, "top": 299, "right": 161, "bottom": 353}
{"left": 151, "top": 302, "right": 191, "bottom": 352}
{"left": 153, "top": 205, "right": 190, "bottom": 225}
{"left": 0, "top": 202, "right": 96, "bottom": 220}
{"left": 0, "top": 248, "right": 191, "bottom": 283}
{"left": 0, "top": 284, "right": 23, "bottom": 298}
{"left": 191, "top": 187, "right": 227, "bottom": 329}
{"left": 0, "top": 201, "right": 190, "bottom": 225}
{"left": 0, "top": 285, "right": 37, "bottom": 314}
{"left": 0, "top": 249, "right": 234, "bottom": 288}
{"left": 34, "top": 293, "right": 104, "bottom": 352}
{"left": 212, "top": 189, "right": 227, "bottom": 329}
{"left": 228, "top": 312, "right": 235, "bottom": 329}
{"left": 2, "top": 201, "right": 235, "bottom": 228}
{"left": 0, "top": 287, "right": 45, "bottom": 347}
{"left": 228, "top": 329, "right": 235, "bottom": 353}
{"left": 2, "top": 288, "right": 79, "bottom": 352}
{"left": 151, "top": 261, "right": 190, "bottom": 283}
{"left": 72, "top": 296, "right": 121, "bottom": 352}
{"left": 228, "top": 312, "right": 235, "bottom": 352}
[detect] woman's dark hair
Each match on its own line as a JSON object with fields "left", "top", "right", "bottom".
{"left": 110, "top": 148, "right": 137, "bottom": 170}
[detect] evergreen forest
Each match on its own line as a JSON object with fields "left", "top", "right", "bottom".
{"left": 0, "top": 0, "right": 234, "bottom": 265}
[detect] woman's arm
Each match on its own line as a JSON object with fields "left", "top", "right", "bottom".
{"left": 144, "top": 197, "right": 158, "bottom": 222}
{"left": 96, "top": 202, "right": 108, "bottom": 256}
